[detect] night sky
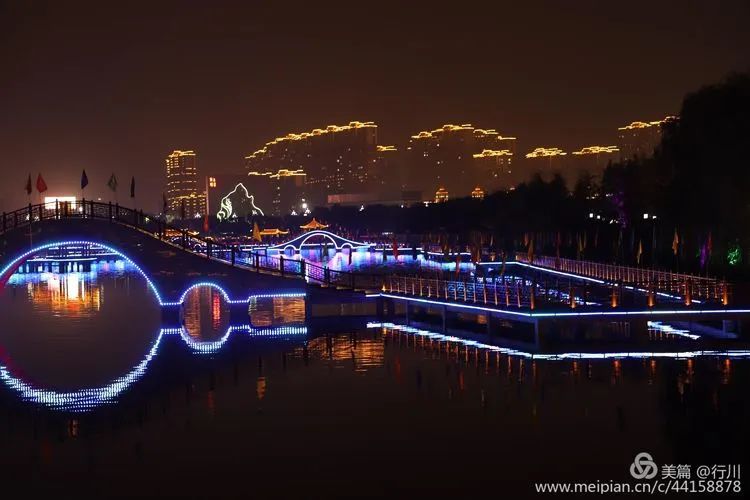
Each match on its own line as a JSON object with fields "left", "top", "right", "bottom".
{"left": 1, "top": 0, "right": 748, "bottom": 211}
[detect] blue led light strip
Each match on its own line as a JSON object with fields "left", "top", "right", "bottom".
{"left": 367, "top": 322, "right": 749, "bottom": 360}
{"left": 0, "top": 325, "right": 307, "bottom": 412}
{"left": 374, "top": 293, "right": 750, "bottom": 318}
{"left": 0, "top": 239, "right": 306, "bottom": 306}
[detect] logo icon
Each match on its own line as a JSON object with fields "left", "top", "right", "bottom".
{"left": 630, "top": 452, "right": 658, "bottom": 479}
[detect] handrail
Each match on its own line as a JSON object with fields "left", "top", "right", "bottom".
{"left": 515, "top": 252, "right": 729, "bottom": 304}
{"left": 0, "top": 200, "right": 384, "bottom": 292}
{"left": 0, "top": 202, "right": 732, "bottom": 305}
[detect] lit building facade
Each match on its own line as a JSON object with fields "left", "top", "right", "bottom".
{"left": 244, "top": 121, "right": 379, "bottom": 207}
{"left": 165, "top": 150, "right": 205, "bottom": 219}
{"left": 523, "top": 147, "right": 567, "bottom": 181}
{"left": 617, "top": 116, "right": 675, "bottom": 161}
{"left": 568, "top": 145, "right": 620, "bottom": 186}
{"left": 406, "top": 124, "right": 517, "bottom": 199}
{"left": 270, "top": 169, "right": 307, "bottom": 216}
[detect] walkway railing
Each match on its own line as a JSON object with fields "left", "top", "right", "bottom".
{"left": 0, "top": 201, "right": 384, "bottom": 293}
{"left": 0, "top": 202, "right": 733, "bottom": 306}
{"left": 515, "top": 252, "right": 730, "bottom": 304}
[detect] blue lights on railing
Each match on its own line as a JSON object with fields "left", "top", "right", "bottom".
{"left": 1, "top": 239, "right": 307, "bottom": 306}
{"left": 0, "top": 240, "right": 166, "bottom": 304}
{"left": 0, "top": 325, "right": 308, "bottom": 412}
{"left": 374, "top": 293, "right": 750, "bottom": 318}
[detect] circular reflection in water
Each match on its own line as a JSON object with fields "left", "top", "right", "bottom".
{"left": 0, "top": 253, "right": 161, "bottom": 390}
{"left": 181, "top": 285, "right": 232, "bottom": 343}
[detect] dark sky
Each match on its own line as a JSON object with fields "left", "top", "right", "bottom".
{"left": 1, "top": 0, "right": 748, "bottom": 210}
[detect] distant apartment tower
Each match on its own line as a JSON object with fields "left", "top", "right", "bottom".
{"left": 568, "top": 145, "right": 619, "bottom": 186}
{"left": 165, "top": 150, "right": 204, "bottom": 219}
{"left": 244, "top": 121, "right": 379, "bottom": 207}
{"left": 617, "top": 116, "right": 675, "bottom": 161}
{"left": 522, "top": 147, "right": 567, "bottom": 182}
{"left": 406, "top": 124, "right": 517, "bottom": 199}
{"left": 270, "top": 169, "right": 307, "bottom": 216}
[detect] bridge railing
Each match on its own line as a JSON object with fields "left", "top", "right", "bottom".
{"left": 384, "top": 275, "right": 539, "bottom": 308}
{"left": 515, "top": 252, "right": 730, "bottom": 304}
{"left": 1, "top": 200, "right": 391, "bottom": 293}
{"left": 0, "top": 202, "right": 733, "bottom": 305}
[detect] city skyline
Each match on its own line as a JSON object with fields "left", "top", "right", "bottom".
{"left": 1, "top": 1, "right": 748, "bottom": 211}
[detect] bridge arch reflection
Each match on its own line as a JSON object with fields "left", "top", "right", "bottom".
{"left": 0, "top": 325, "right": 307, "bottom": 412}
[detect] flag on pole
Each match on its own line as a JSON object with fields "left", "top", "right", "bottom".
{"left": 36, "top": 174, "right": 48, "bottom": 194}
{"left": 130, "top": 176, "right": 135, "bottom": 198}
{"left": 252, "top": 222, "right": 262, "bottom": 242}
{"left": 24, "top": 174, "right": 32, "bottom": 196}
{"left": 636, "top": 240, "right": 643, "bottom": 265}
{"left": 527, "top": 237, "right": 535, "bottom": 263}
{"left": 81, "top": 170, "right": 89, "bottom": 190}
{"left": 672, "top": 229, "right": 679, "bottom": 256}
{"left": 162, "top": 193, "right": 168, "bottom": 214}
{"left": 107, "top": 174, "right": 118, "bottom": 192}
{"left": 707, "top": 232, "right": 713, "bottom": 259}
{"left": 392, "top": 237, "right": 399, "bottom": 259}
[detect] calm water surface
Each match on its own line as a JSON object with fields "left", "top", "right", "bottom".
{"left": 0, "top": 261, "right": 748, "bottom": 498}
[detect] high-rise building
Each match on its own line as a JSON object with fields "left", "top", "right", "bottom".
{"left": 617, "top": 116, "right": 675, "bottom": 161}
{"left": 569, "top": 145, "right": 619, "bottom": 185}
{"left": 523, "top": 147, "right": 567, "bottom": 181}
{"left": 165, "top": 150, "right": 205, "bottom": 219}
{"left": 371, "top": 145, "right": 400, "bottom": 200}
{"left": 270, "top": 169, "right": 307, "bottom": 216}
{"left": 244, "top": 121, "right": 379, "bottom": 207}
{"left": 406, "top": 124, "right": 517, "bottom": 199}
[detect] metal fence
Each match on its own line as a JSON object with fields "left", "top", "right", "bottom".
{"left": 515, "top": 252, "right": 729, "bottom": 304}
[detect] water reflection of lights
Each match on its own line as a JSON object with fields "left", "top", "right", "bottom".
{"left": 295, "top": 335, "right": 385, "bottom": 373}
{"left": 11, "top": 271, "right": 104, "bottom": 316}
{"left": 0, "top": 325, "right": 307, "bottom": 412}
{"left": 647, "top": 321, "right": 700, "bottom": 340}
{"left": 249, "top": 296, "right": 306, "bottom": 327}
{"left": 2, "top": 240, "right": 307, "bottom": 307}
{"left": 367, "top": 322, "right": 750, "bottom": 361}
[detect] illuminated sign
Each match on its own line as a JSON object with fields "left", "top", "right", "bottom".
{"left": 216, "top": 183, "right": 264, "bottom": 221}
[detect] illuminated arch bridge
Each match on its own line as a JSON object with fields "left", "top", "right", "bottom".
{"left": 268, "top": 230, "right": 372, "bottom": 252}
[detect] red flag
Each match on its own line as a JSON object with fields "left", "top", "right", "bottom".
{"left": 36, "top": 174, "right": 48, "bottom": 194}
{"left": 455, "top": 254, "right": 461, "bottom": 277}
{"left": 392, "top": 238, "right": 399, "bottom": 259}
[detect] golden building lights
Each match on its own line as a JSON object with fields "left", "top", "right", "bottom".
{"left": 245, "top": 121, "right": 377, "bottom": 161}
{"left": 525, "top": 147, "right": 566, "bottom": 159}
{"left": 165, "top": 150, "right": 204, "bottom": 219}
{"left": 435, "top": 186, "right": 449, "bottom": 203}
{"left": 471, "top": 186, "right": 485, "bottom": 200}
{"left": 571, "top": 145, "right": 619, "bottom": 155}
{"left": 617, "top": 116, "right": 676, "bottom": 130}
{"left": 473, "top": 149, "right": 513, "bottom": 158}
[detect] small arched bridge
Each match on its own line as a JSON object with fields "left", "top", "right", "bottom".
{"left": 268, "top": 230, "right": 371, "bottom": 252}
{"left": 0, "top": 202, "right": 380, "bottom": 305}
